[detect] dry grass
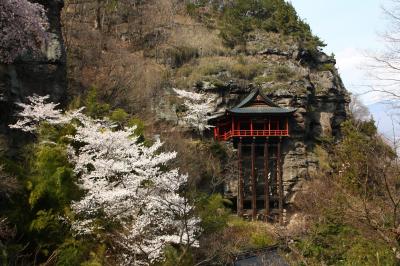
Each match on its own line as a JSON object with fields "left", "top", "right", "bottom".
{"left": 169, "top": 15, "right": 228, "bottom": 56}
{"left": 174, "top": 55, "right": 266, "bottom": 88}
{"left": 197, "top": 216, "right": 278, "bottom": 264}
{"left": 246, "top": 30, "right": 298, "bottom": 54}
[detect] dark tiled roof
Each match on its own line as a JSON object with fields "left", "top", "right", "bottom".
{"left": 234, "top": 89, "right": 280, "bottom": 108}
{"left": 228, "top": 89, "right": 296, "bottom": 114}
{"left": 230, "top": 106, "right": 296, "bottom": 114}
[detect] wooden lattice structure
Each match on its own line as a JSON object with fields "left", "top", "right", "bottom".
{"left": 209, "top": 89, "right": 295, "bottom": 223}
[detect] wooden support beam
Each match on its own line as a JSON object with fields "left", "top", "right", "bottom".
{"left": 237, "top": 138, "right": 244, "bottom": 216}
{"left": 277, "top": 137, "right": 283, "bottom": 225}
{"left": 264, "top": 140, "right": 270, "bottom": 221}
{"left": 251, "top": 139, "right": 257, "bottom": 220}
{"left": 286, "top": 117, "right": 289, "bottom": 132}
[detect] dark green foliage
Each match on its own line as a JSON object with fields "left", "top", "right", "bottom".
{"left": 84, "top": 87, "right": 110, "bottom": 118}
{"left": 0, "top": 123, "right": 81, "bottom": 264}
{"left": 216, "top": 0, "right": 325, "bottom": 50}
{"left": 333, "top": 119, "right": 393, "bottom": 194}
{"left": 318, "top": 63, "right": 336, "bottom": 72}
{"left": 57, "top": 239, "right": 106, "bottom": 266}
{"left": 209, "top": 142, "right": 228, "bottom": 162}
{"left": 25, "top": 128, "right": 81, "bottom": 262}
{"left": 109, "top": 108, "right": 129, "bottom": 125}
{"left": 161, "top": 245, "right": 194, "bottom": 266}
{"left": 127, "top": 117, "right": 145, "bottom": 137}
{"left": 297, "top": 217, "right": 396, "bottom": 265}
{"left": 28, "top": 143, "right": 78, "bottom": 210}
{"left": 197, "top": 193, "right": 231, "bottom": 233}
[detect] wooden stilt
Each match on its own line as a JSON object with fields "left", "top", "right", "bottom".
{"left": 277, "top": 138, "right": 283, "bottom": 225}
{"left": 285, "top": 117, "right": 289, "bottom": 134}
{"left": 264, "top": 140, "right": 270, "bottom": 221}
{"left": 251, "top": 139, "right": 257, "bottom": 220}
{"left": 237, "top": 138, "right": 243, "bottom": 216}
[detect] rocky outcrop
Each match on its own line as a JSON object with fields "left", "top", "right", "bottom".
{"left": 159, "top": 47, "right": 350, "bottom": 207}
{"left": 0, "top": 0, "right": 66, "bottom": 149}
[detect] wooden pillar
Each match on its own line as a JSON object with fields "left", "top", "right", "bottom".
{"left": 250, "top": 119, "right": 253, "bottom": 135}
{"left": 251, "top": 138, "right": 257, "bottom": 220}
{"left": 268, "top": 118, "right": 271, "bottom": 131}
{"left": 264, "top": 140, "right": 270, "bottom": 221}
{"left": 286, "top": 117, "right": 289, "bottom": 135}
{"left": 277, "top": 137, "right": 283, "bottom": 225}
{"left": 232, "top": 117, "right": 234, "bottom": 132}
{"left": 237, "top": 138, "right": 244, "bottom": 216}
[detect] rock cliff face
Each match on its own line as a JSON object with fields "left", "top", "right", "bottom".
{"left": 0, "top": 0, "right": 66, "bottom": 148}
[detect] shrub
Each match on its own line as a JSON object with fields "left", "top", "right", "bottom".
{"left": 296, "top": 219, "right": 396, "bottom": 265}
{"left": 318, "top": 63, "right": 336, "bottom": 72}
{"left": 109, "top": 108, "right": 129, "bottom": 125}
{"left": 164, "top": 46, "right": 199, "bottom": 68}
{"left": 254, "top": 75, "right": 274, "bottom": 86}
{"left": 272, "top": 65, "right": 295, "bottom": 81}
{"left": 250, "top": 232, "right": 276, "bottom": 248}
{"left": 218, "top": 0, "right": 325, "bottom": 50}
{"left": 84, "top": 87, "right": 110, "bottom": 118}
{"left": 231, "top": 62, "right": 264, "bottom": 80}
{"left": 161, "top": 245, "right": 194, "bottom": 266}
{"left": 197, "top": 193, "right": 231, "bottom": 234}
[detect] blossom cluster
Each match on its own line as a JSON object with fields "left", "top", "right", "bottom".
{"left": 10, "top": 95, "right": 200, "bottom": 265}
{"left": 173, "top": 88, "right": 218, "bottom": 132}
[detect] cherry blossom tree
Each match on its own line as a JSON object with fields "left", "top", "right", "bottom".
{"left": 0, "top": 0, "right": 49, "bottom": 63}
{"left": 173, "top": 88, "right": 218, "bottom": 133}
{"left": 10, "top": 95, "right": 200, "bottom": 265}
{"left": 9, "top": 94, "right": 83, "bottom": 133}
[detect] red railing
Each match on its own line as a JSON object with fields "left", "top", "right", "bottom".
{"left": 216, "top": 129, "right": 289, "bottom": 141}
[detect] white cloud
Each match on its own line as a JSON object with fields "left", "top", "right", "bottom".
{"left": 335, "top": 47, "right": 390, "bottom": 105}
{"left": 336, "top": 47, "right": 366, "bottom": 73}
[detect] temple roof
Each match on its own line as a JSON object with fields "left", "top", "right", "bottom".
{"left": 228, "top": 89, "right": 296, "bottom": 115}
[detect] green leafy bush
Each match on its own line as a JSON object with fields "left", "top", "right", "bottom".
{"left": 218, "top": 0, "right": 325, "bottom": 50}
{"left": 297, "top": 218, "right": 396, "bottom": 265}
{"left": 250, "top": 231, "right": 276, "bottom": 248}
{"left": 161, "top": 245, "right": 194, "bottom": 266}
{"left": 197, "top": 193, "right": 231, "bottom": 233}
{"left": 84, "top": 87, "right": 110, "bottom": 118}
{"left": 318, "top": 63, "right": 336, "bottom": 72}
{"left": 333, "top": 119, "right": 394, "bottom": 193}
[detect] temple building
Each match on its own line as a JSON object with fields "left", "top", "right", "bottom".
{"left": 209, "top": 89, "right": 296, "bottom": 224}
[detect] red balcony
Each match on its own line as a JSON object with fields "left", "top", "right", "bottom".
{"left": 215, "top": 129, "right": 289, "bottom": 141}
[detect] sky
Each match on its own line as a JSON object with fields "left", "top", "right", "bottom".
{"left": 289, "top": 0, "right": 398, "bottom": 136}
